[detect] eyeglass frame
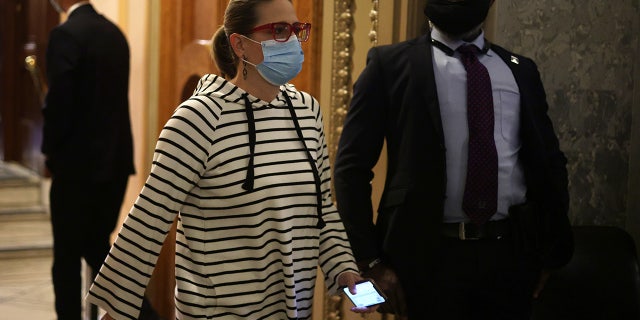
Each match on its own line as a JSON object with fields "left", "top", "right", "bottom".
{"left": 249, "top": 22, "right": 311, "bottom": 42}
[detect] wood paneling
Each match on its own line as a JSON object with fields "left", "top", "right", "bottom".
{"left": 290, "top": 1, "right": 323, "bottom": 98}
{"left": 157, "top": 0, "right": 225, "bottom": 132}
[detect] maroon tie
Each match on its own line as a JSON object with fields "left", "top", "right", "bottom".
{"left": 458, "top": 44, "right": 498, "bottom": 225}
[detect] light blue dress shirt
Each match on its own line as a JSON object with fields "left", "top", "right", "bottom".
{"left": 431, "top": 27, "right": 527, "bottom": 223}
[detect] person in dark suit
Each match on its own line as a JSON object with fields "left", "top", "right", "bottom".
{"left": 333, "top": 0, "right": 574, "bottom": 319}
{"left": 42, "top": 1, "right": 135, "bottom": 319}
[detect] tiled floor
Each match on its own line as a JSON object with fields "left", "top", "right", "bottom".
{"left": 0, "top": 220, "right": 55, "bottom": 319}
{"left": 0, "top": 161, "right": 58, "bottom": 320}
{"left": 0, "top": 254, "right": 56, "bottom": 319}
{"left": 0, "top": 161, "right": 105, "bottom": 320}
{"left": 0, "top": 239, "right": 105, "bottom": 320}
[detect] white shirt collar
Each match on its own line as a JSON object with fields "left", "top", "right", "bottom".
{"left": 431, "top": 27, "right": 487, "bottom": 54}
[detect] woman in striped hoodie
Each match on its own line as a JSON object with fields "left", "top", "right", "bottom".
{"left": 87, "top": 0, "right": 375, "bottom": 319}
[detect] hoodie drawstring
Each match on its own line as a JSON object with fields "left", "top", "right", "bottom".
{"left": 283, "top": 93, "right": 326, "bottom": 229}
{"left": 241, "top": 91, "right": 325, "bottom": 229}
{"left": 242, "top": 93, "right": 256, "bottom": 191}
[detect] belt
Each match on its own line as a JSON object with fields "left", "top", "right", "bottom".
{"left": 441, "top": 219, "right": 511, "bottom": 240}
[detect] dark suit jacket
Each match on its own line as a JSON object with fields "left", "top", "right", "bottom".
{"left": 42, "top": 4, "right": 134, "bottom": 181}
{"left": 334, "top": 34, "right": 573, "bottom": 280}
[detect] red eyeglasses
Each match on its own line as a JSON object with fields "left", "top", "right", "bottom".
{"left": 249, "top": 22, "right": 311, "bottom": 42}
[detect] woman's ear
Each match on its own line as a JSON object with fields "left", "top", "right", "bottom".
{"left": 228, "top": 33, "right": 245, "bottom": 59}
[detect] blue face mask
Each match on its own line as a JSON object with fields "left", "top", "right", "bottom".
{"left": 241, "top": 36, "right": 304, "bottom": 86}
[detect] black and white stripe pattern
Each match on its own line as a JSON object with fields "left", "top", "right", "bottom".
{"left": 86, "top": 75, "right": 358, "bottom": 319}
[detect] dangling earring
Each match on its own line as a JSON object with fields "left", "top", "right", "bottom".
{"left": 242, "top": 55, "right": 248, "bottom": 80}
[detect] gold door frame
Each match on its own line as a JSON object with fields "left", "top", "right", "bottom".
{"left": 325, "top": 1, "right": 381, "bottom": 319}
{"left": 326, "top": 4, "right": 354, "bottom": 319}
{"left": 327, "top": 0, "right": 355, "bottom": 165}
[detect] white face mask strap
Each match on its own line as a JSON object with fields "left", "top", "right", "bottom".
{"left": 237, "top": 34, "right": 260, "bottom": 67}
{"left": 242, "top": 58, "right": 258, "bottom": 68}
{"left": 239, "top": 34, "right": 261, "bottom": 46}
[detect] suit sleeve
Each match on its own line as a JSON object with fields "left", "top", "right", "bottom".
{"left": 523, "top": 59, "right": 573, "bottom": 269}
{"left": 333, "top": 47, "right": 388, "bottom": 262}
{"left": 42, "top": 28, "right": 80, "bottom": 160}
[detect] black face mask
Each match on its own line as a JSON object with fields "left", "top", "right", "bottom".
{"left": 424, "top": 0, "right": 493, "bottom": 37}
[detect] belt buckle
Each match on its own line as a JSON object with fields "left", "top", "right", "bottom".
{"left": 458, "top": 222, "right": 480, "bottom": 240}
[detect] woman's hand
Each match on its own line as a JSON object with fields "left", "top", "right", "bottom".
{"left": 337, "top": 271, "right": 379, "bottom": 314}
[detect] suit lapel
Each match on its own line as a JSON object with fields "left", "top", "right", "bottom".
{"left": 408, "top": 35, "right": 445, "bottom": 145}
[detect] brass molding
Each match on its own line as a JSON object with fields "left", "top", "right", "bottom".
{"left": 328, "top": 0, "right": 354, "bottom": 172}
{"left": 325, "top": 0, "right": 380, "bottom": 318}
{"left": 369, "top": 0, "right": 379, "bottom": 46}
{"left": 326, "top": 0, "right": 354, "bottom": 318}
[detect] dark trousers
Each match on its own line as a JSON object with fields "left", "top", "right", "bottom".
{"left": 50, "top": 176, "right": 128, "bottom": 320}
{"left": 405, "top": 236, "right": 540, "bottom": 320}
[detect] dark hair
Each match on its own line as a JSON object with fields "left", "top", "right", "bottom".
{"left": 212, "top": 0, "right": 291, "bottom": 79}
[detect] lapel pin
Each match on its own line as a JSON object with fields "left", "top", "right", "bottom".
{"left": 510, "top": 56, "right": 519, "bottom": 64}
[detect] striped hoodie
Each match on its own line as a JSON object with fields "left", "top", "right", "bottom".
{"left": 86, "top": 74, "right": 359, "bottom": 319}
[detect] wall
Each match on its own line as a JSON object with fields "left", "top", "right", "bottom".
{"left": 493, "top": 1, "right": 640, "bottom": 241}
{"left": 89, "top": 1, "right": 152, "bottom": 229}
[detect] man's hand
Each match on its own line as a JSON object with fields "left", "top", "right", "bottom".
{"left": 533, "top": 269, "right": 552, "bottom": 299}
{"left": 363, "top": 261, "right": 407, "bottom": 317}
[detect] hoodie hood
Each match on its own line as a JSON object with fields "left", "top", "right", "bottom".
{"left": 192, "top": 74, "right": 298, "bottom": 108}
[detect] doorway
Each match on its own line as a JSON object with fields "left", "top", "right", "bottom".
{"left": 0, "top": 0, "right": 58, "bottom": 174}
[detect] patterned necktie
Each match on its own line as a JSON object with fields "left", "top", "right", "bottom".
{"left": 458, "top": 44, "right": 498, "bottom": 225}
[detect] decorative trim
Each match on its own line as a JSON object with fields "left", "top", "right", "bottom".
{"left": 328, "top": 0, "right": 354, "bottom": 172}
{"left": 325, "top": 0, "right": 380, "bottom": 318}
{"left": 326, "top": 0, "right": 354, "bottom": 317}
{"left": 369, "top": 0, "right": 379, "bottom": 46}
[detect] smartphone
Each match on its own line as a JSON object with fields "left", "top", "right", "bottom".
{"left": 342, "top": 279, "right": 387, "bottom": 308}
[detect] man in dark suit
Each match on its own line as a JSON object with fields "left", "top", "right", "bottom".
{"left": 42, "top": 1, "right": 135, "bottom": 319}
{"left": 333, "top": 1, "right": 573, "bottom": 319}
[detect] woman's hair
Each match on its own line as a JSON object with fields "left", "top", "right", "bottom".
{"left": 212, "top": 0, "right": 291, "bottom": 79}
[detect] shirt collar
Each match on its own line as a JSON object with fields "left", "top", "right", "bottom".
{"left": 67, "top": 1, "right": 90, "bottom": 16}
{"left": 431, "top": 27, "right": 491, "bottom": 56}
